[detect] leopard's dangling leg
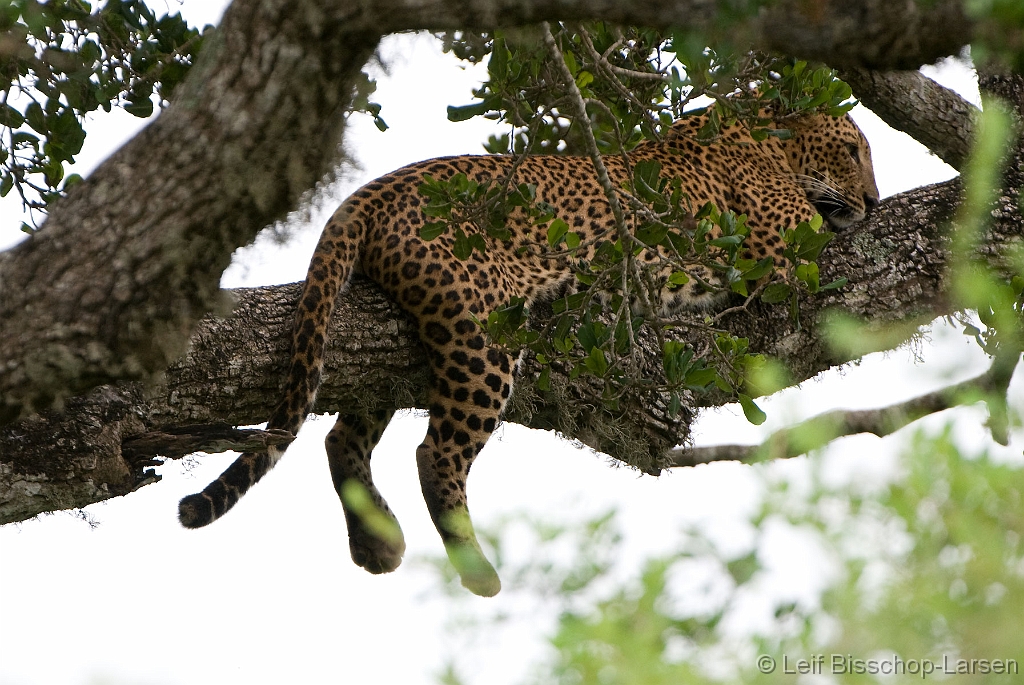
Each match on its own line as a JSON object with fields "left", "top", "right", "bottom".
{"left": 325, "top": 410, "right": 406, "bottom": 574}
{"left": 416, "top": 334, "right": 513, "bottom": 597}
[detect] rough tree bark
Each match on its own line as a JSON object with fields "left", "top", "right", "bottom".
{"left": 1, "top": 0, "right": 1022, "bottom": 523}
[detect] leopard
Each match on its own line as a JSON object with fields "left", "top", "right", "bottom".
{"left": 178, "top": 106, "right": 879, "bottom": 597}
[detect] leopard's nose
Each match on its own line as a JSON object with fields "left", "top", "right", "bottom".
{"left": 864, "top": 194, "right": 879, "bottom": 210}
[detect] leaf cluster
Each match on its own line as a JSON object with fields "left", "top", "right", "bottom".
{"left": 759, "top": 214, "right": 847, "bottom": 324}
{"left": 418, "top": 172, "right": 543, "bottom": 258}
{"left": 442, "top": 26, "right": 855, "bottom": 155}
{"left": 424, "top": 24, "right": 864, "bottom": 429}
{"left": 0, "top": 0, "right": 207, "bottom": 229}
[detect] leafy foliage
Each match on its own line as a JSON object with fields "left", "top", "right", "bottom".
{"left": 426, "top": 430, "right": 1024, "bottom": 684}
{"left": 421, "top": 24, "right": 859, "bottom": 427}
{"left": 442, "top": 26, "right": 854, "bottom": 156}
{"left": 0, "top": 0, "right": 208, "bottom": 229}
{"left": 967, "top": 0, "right": 1024, "bottom": 71}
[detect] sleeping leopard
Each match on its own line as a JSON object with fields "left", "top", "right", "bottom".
{"left": 179, "top": 107, "right": 880, "bottom": 596}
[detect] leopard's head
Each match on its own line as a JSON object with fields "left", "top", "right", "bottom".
{"left": 785, "top": 113, "right": 880, "bottom": 229}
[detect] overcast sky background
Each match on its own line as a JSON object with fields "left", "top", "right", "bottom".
{"left": 2, "top": 2, "right": 1022, "bottom": 684}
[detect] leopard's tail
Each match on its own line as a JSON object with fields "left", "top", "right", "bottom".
{"left": 179, "top": 200, "right": 368, "bottom": 529}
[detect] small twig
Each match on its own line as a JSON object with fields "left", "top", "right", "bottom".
{"left": 542, "top": 22, "right": 655, "bottom": 365}
{"left": 541, "top": 23, "right": 628, "bottom": 244}
{"left": 574, "top": 24, "right": 668, "bottom": 133}
{"left": 711, "top": 280, "right": 773, "bottom": 323}
{"left": 669, "top": 355, "right": 1021, "bottom": 467}
{"left": 983, "top": 339, "right": 1022, "bottom": 445}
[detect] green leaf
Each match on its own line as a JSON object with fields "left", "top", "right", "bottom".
{"left": 820, "top": 277, "right": 848, "bottom": 291}
{"left": 124, "top": 94, "right": 153, "bottom": 118}
{"left": 547, "top": 218, "right": 570, "bottom": 247}
{"left": 562, "top": 49, "right": 578, "bottom": 76}
{"left": 708, "top": 235, "right": 743, "bottom": 249}
{"left": 632, "top": 160, "right": 663, "bottom": 202}
{"left": 452, "top": 228, "right": 472, "bottom": 260}
{"left": 795, "top": 261, "right": 820, "bottom": 291}
{"left": 761, "top": 283, "right": 793, "bottom": 304}
{"left": 635, "top": 223, "right": 668, "bottom": 246}
{"left": 663, "top": 341, "right": 694, "bottom": 384}
{"left": 468, "top": 232, "right": 487, "bottom": 256}
{"left": 738, "top": 393, "right": 767, "bottom": 425}
{"left": 43, "top": 159, "right": 65, "bottom": 186}
{"left": 447, "top": 102, "right": 490, "bottom": 122}
{"left": 12, "top": 131, "right": 39, "bottom": 147}
{"left": 684, "top": 367, "right": 717, "bottom": 388}
{"left": 25, "top": 102, "right": 46, "bottom": 133}
{"left": 487, "top": 37, "right": 509, "bottom": 77}
{"left": 740, "top": 257, "right": 774, "bottom": 281}
{"left": 584, "top": 348, "right": 608, "bottom": 376}
{"left": 0, "top": 104, "right": 25, "bottom": 128}
{"left": 420, "top": 222, "right": 447, "bottom": 241}
{"left": 794, "top": 231, "right": 835, "bottom": 262}
{"left": 668, "top": 271, "right": 689, "bottom": 287}
{"left": 552, "top": 291, "right": 587, "bottom": 314}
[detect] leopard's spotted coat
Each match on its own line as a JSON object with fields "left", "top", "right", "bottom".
{"left": 179, "top": 109, "right": 879, "bottom": 596}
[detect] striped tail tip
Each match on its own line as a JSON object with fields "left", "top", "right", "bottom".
{"left": 178, "top": 492, "right": 218, "bottom": 529}
{"left": 178, "top": 447, "right": 283, "bottom": 528}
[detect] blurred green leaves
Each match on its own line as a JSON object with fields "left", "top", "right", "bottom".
{"left": 427, "top": 430, "right": 1024, "bottom": 685}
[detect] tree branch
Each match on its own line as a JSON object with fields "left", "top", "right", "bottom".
{"left": 0, "top": 0, "right": 995, "bottom": 424}
{"left": 670, "top": 350, "right": 1021, "bottom": 466}
{"left": 2, "top": 0, "right": 1021, "bottom": 524}
{"left": 841, "top": 68, "right": 978, "bottom": 170}
{"left": 121, "top": 426, "right": 295, "bottom": 461}
{"left": 0, "top": 1, "right": 382, "bottom": 423}
{"left": 7, "top": 159, "right": 1023, "bottom": 524}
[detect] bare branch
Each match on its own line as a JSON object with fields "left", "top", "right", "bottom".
{"left": 670, "top": 352, "right": 1019, "bottom": 467}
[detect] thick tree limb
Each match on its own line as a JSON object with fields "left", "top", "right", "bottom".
{"left": 841, "top": 68, "right": 978, "bottom": 170}
{"left": 8, "top": 162, "right": 1023, "bottom": 524}
{"left": 0, "top": 0, "right": 997, "bottom": 425}
{"left": 2, "top": 2, "right": 1021, "bottom": 524}
{"left": 0, "top": 1, "right": 381, "bottom": 424}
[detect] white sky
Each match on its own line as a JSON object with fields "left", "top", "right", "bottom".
{"left": 1, "top": 3, "right": 1021, "bottom": 685}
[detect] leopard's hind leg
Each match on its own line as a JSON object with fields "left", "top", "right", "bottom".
{"left": 325, "top": 410, "right": 406, "bottom": 574}
{"left": 416, "top": 319, "right": 513, "bottom": 597}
